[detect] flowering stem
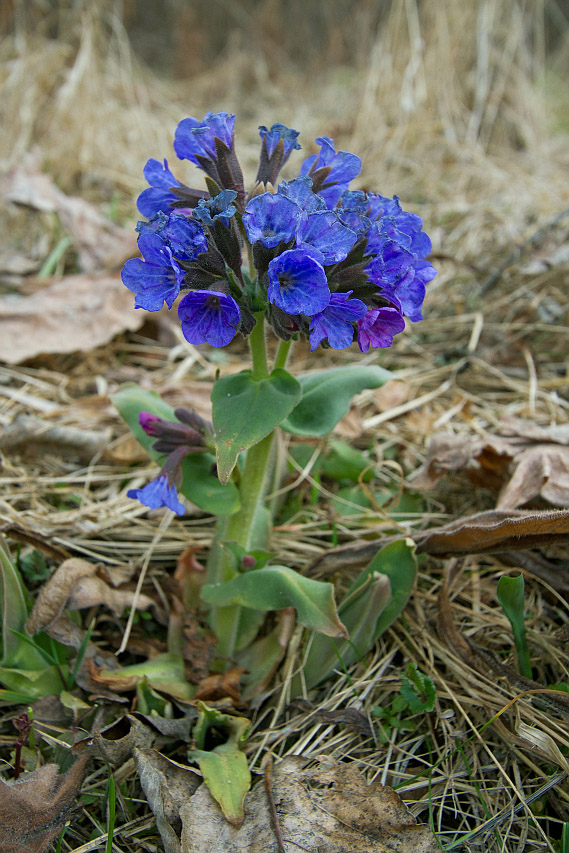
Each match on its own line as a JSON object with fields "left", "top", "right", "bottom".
{"left": 273, "top": 339, "right": 292, "bottom": 371}
{"left": 206, "top": 313, "right": 278, "bottom": 660}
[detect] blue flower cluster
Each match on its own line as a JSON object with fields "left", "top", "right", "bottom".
{"left": 122, "top": 111, "right": 436, "bottom": 354}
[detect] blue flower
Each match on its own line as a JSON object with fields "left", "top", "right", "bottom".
{"left": 178, "top": 290, "right": 241, "bottom": 347}
{"left": 174, "top": 111, "right": 235, "bottom": 165}
{"left": 137, "top": 159, "right": 184, "bottom": 218}
{"left": 267, "top": 248, "right": 330, "bottom": 315}
{"left": 299, "top": 136, "right": 361, "bottom": 208}
{"left": 121, "top": 230, "right": 185, "bottom": 311}
{"left": 295, "top": 210, "right": 357, "bottom": 264}
{"left": 259, "top": 123, "right": 301, "bottom": 159}
{"left": 337, "top": 190, "right": 372, "bottom": 238}
{"left": 357, "top": 307, "right": 406, "bottom": 353}
{"left": 367, "top": 193, "right": 432, "bottom": 258}
{"left": 278, "top": 177, "right": 326, "bottom": 213}
{"left": 243, "top": 192, "right": 300, "bottom": 247}
{"left": 308, "top": 292, "right": 367, "bottom": 351}
{"left": 138, "top": 212, "right": 208, "bottom": 261}
{"left": 127, "top": 474, "right": 186, "bottom": 515}
{"left": 380, "top": 261, "right": 437, "bottom": 322}
{"left": 193, "top": 190, "right": 238, "bottom": 227}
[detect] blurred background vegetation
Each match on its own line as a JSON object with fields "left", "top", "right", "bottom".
{"left": 1, "top": 0, "right": 569, "bottom": 263}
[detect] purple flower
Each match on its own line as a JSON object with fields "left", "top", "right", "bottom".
{"left": 381, "top": 261, "right": 437, "bottom": 322}
{"left": 267, "top": 248, "right": 330, "bottom": 315}
{"left": 174, "top": 111, "right": 235, "bottom": 165}
{"left": 193, "top": 190, "right": 238, "bottom": 227}
{"left": 121, "top": 231, "right": 185, "bottom": 311}
{"left": 357, "top": 307, "right": 406, "bottom": 353}
{"left": 137, "top": 159, "right": 184, "bottom": 218}
{"left": 127, "top": 474, "right": 186, "bottom": 515}
{"left": 299, "top": 136, "right": 361, "bottom": 208}
{"left": 139, "top": 411, "right": 161, "bottom": 436}
{"left": 295, "top": 210, "right": 357, "bottom": 264}
{"left": 308, "top": 292, "right": 367, "bottom": 351}
{"left": 243, "top": 193, "right": 300, "bottom": 247}
{"left": 178, "top": 290, "right": 241, "bottom": 347}
{"left": 278, "top": 177, "right": 325, "bottom": 213}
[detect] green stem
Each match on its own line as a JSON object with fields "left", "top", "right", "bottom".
{"left": 206, "top": 314, "right": 278, "bottom": 660}
{"left": 273, "top": 339, "right": 292, "bottom": 371}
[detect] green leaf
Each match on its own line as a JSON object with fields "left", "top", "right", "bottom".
{"left": 281, "top": 365, "right": 392, "bottom": 436}
{"left": 201, "top": 566, "right": 347, "bottom": 638}
{"left": 497, "top": 573, "right": 532, "bottom": 679}
{"left": 0, "top": 665, "right": 66, "bottom": 699}
{"left": 111, "top": 384, "right": 239, "bottom": 516}
{"left": 191, "top": 703, "right": 251, "bottom": 827}
{"left": 96, "top": 653, "right": 195, "bottom": 702}
{"left": 298, "top": 538, "right": 417, "bottom": 690}
{"left": 211, "top": 369, "right": 302, "bottom": 484}
{"left": 0, "top": 537, "right": 43, "bottom": 669}
{"left": 400, "top": 663, "right": 436, "bottom": 713}
{"left": 321, "top": 440, "right": 374, "bottom": 483}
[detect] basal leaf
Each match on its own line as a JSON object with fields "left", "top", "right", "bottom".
{"left": 211, "top": 369, "right": 302, "bottom": 484}
{"left": 111, "top": 384, "right": 239, "bottom": 516}
{"left": 281, "top": 365, "right": 392, "bottom": 436}
{"left": 201, "top": 566, "right": 347, "bottom": 638}
{"left": 299, "top": 538, "right": 417, "bottom": 689}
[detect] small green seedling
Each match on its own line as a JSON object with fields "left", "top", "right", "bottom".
{"left": 497, "top": 572, "right": 532, "bottom": 679}
{"left": 373, "top": 662, "right": 436, "bottom": 742}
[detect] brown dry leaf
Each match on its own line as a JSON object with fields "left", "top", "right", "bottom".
{"left": 0, "top": 756, "right": 86, "bottom": 853}
{"left": 333, "top": 407, "right": 364, "bottom": 438}
{"left": 373, "top": 380, "right": 411, "bottom": 412}
{"left": 412, "top": 417, "right": 569, "bottom": 508}
{"left": 74, "top": 714, "right": 156, "bottom": 765}
{"left": 134, "top": 748, "right": 202, "bottom": 853}
{"left": 195, "top": 668, "right": 246, "bottom": 704}
{"left": 26, "top": 558, "right": 159, "bottom": 635}
{"left": 497, "top": 445, "right": 569, "bottom": 509}
{"left": 179, "top": 756, "right": 438, "bottom": 852}
{"left": 418, "top": 508, "right": 569, "bottom": 557}
{"left": 0, "top": 273, "right": 144, "bottom": 364}
{"left": 3, "top": 153, "right": 137, "bottom": 272}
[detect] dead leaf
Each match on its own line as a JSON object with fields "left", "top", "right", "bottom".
{"left": 412, "top": 418, "right": 569, "bottom": 508}
{"left": 310, "top": 509, "right": 569, "bottom": 578}
{"left": 373, "top": 380, "right": 411, "bottom": 412}
{"left": 417, "top": 508, "right": 569, "bottom": 557}
{"left": 0, "top": 756, "right": 86, "bottom": 853}
{"left": 73, "top": 714, "right": 156, "bottom": 765}
{"left": 134, "top": 748, "right": 202, "bottom": 853}
{"left": 498, "top": 445, "right": 569, "bottom": 509}
{"left": 26, "top": 558, "right": 160, "bottom": 635}
{"left": 333, "top": 407, "right": 364, "bottom": 438}
{"left": 3, "top": 153, "right": 137, "bottom": 272}
{"left": 178, "top": 756, "right": 438, "bottom": 852}
{"left": 195, "top": 668, "right": 246, "bottom": 704}
{"left": 0, "top": 273, "right": 144, "bottom": 364}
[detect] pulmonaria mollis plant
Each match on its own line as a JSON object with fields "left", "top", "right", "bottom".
{"left": 115, "top": 111, "right": 436, "bottom": 683}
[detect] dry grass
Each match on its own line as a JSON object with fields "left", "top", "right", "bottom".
{"left": 1, "top": 1, "right": 569, "bottom": 850}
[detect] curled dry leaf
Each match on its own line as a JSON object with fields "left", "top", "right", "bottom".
{"left": 412, "top": 417, "right": 569, "bottom": 509}
{"left": 0, "top": 273, "right": 144, "bottom": 364}
{"left": 74, "top": 714, "right": 156, "bottom": 765}
{"left": 26, "top": 557, "right": 160, "bottom": 635}
{"left": 0, "top": 755, "right": 87, "bottom": 853}
{"left": 178, "top": 756, "right": 438, "bottom": 853}
{"left": 134, "top": 748, "right": 202, "bottom": 853}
